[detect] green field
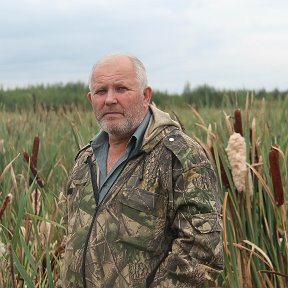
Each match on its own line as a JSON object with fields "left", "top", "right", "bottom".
{"left": 0, "top": 90, "right": 287, "bottom": 287}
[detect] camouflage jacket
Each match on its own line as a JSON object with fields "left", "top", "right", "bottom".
{"left": 60, "top": 105, "right": 223, "bottom": 288}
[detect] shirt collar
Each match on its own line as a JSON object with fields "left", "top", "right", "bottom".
{"left": 132, "top": 109, "right": 151, "bottom": 152}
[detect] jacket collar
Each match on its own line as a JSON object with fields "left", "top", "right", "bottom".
{"left": 141, "top": 105, "right": 181, "bottom": 152}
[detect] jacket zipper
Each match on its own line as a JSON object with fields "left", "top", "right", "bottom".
{"left": 82, "top": 155, "right": 99, "bottom": 288}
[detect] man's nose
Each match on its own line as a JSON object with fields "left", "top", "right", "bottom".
{"left": 105, "top": 89, "right": 117, "bottom": 105}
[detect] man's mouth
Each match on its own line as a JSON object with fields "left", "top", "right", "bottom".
{"left": 102, "top": 111, "right": 123, "bottom": 118}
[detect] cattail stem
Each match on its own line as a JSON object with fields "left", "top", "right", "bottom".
{"left": 269, "top": 145, "right": 284, "bottom": 206}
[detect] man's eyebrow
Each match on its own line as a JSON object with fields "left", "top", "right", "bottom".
{"left": 114, "top": 80, "right": 127, "bottom": 85}
{"left": 93, "top": 83, "right": 107, "bottom": 88}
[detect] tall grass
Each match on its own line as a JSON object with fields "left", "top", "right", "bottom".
{"left": 0, "top": 97, "right": 287, "bottom": 287}
{"left": 0, "top": 106, "right": 96, "bottom": 287}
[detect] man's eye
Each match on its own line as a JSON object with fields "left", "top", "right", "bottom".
{"left": 116, "top": 87, "right": 128, "bottom": 93}
{"left": 95, "top": 89, "right": 106, "bottom": 95}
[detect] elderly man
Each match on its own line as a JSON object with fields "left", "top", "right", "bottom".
{"left": 61, "top": 53, "right": 223, "bottom": 287}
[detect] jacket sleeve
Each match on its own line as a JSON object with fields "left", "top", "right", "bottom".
{"left": 153, "top": 135, "right": 224, "bottom": 287}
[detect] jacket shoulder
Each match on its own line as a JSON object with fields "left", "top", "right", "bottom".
{"left": 163, "top": 130, "right": 211, "bottom": 171}
{"left": 74, "top": 143, "right": 93, "bottom": 161}
{"left": 66, "top": 144, "right": 93, "bottom": 190}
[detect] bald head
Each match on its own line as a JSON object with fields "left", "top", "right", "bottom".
{"left": 88, "top": 53, "right": 148, "bottom": 91}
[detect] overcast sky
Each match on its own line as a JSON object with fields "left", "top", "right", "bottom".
{"left": 1, "top": 0, "right": 288, "bottom": 93}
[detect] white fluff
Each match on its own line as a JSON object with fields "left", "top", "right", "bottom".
{"left": 226, "top": 133, "right": 247, "bottom": 192}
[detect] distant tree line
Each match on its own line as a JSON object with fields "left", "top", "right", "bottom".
{"left": 153, "top": 82, "right": 288, "bottom": 109}
{"left": 0, "top": 82, "right": 89, "bottom": 111}
{"left": 0, "top": 81, "right": 287, "bottom": 111}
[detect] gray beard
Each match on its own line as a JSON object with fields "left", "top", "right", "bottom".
{"left": 97, "top": 108, "right": 145, "bottom": 138}
{"left": 98, "top": 116, "right": 143, "bottom": 137}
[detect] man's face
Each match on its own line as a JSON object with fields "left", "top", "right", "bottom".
{"left": 87, "top": 56, "right": 151, "bottom": 138}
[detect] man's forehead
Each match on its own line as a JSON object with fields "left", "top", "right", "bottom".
{"left": 96, "top": 55, "right": 133, "bottom": 70}
{"left": 92, "top": 57, "right": 135, "bottom": 80}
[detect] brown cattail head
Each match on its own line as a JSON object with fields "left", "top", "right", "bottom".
{"left": 31, "top": 136, "right": 40, "bottom": 167}
{"left": 269, "top": 145, "right": 284, "bottom": 206}
{"left": 0, "top": 193, "right": 13, "bottom": 221}
{"left": 234, "top": 109, "right": 243, "bottom": 136}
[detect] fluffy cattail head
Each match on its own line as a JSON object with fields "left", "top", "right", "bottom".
{"left": 226, "top": 133, "right": 247, "bottom": 192}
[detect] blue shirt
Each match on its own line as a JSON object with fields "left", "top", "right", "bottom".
{"left": 90, "top": 110, "right": 151, "bottom": 204}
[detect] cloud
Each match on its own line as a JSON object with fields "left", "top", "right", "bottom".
{"left": 1, "top": 0, "right": 288, "bottom": 91}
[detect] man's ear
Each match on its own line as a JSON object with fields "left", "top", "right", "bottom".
{"left": 87, "top": 92, "right": 92, "bottom": 103}
{"left": 143, "top": 86, "right": 152, "bottom": 105}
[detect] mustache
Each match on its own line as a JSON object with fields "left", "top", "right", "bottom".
{"left": 97, "top": 108, "right": 124, "bottom": 118}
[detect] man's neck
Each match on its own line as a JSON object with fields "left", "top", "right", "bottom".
{"left": 106, "top": 133, "right": 132, "bottom": 174}
{"left": 108, "top": 133, "right": 132, "bottom": 150}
